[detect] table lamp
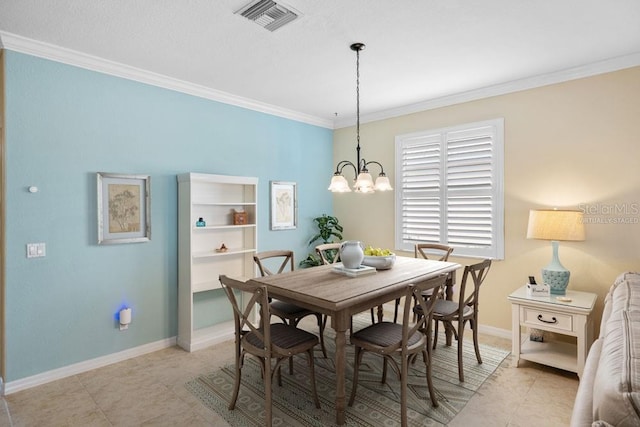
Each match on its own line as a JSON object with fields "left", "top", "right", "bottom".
{"left": 526, "top": 209, "right": 585, "bottom": 295}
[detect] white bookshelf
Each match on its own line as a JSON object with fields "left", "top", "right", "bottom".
{"left": 177, "top": 173, "right": 258, "bottom": 351}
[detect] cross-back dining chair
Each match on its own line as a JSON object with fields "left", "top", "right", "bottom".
{"left": 253, "top": 250, "right": 327, "bottom": 364}
{"left": 392, "top": 243, "right": 454, "bottom": 323}
{"left": 415, "top": 243, "right": 454, "bottom": 262}
{"left": 219, "top": 275, "right": 320, "bottom": 427}
{"left": 315, "top": 242, "right": 341, "bottom": 265}
{"left": 348, "top": 274, "right": 448, "bottom": 427}
{"left": 315, "top": 243, "right": 377, "bottom": 324}
{"left": 431, "top": 258, "right": 492, "bottom": 382}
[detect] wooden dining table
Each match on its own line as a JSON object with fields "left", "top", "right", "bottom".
{"left": 247, "top": 256, "right": 460, "bottom": 425}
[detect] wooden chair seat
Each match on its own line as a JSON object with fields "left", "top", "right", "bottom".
{"left": 245, "top": 323, "right": 319, "bottom": 353}
{"left": 351, "top": 321, "right": 424, "bottom": 349}
{"left": 431, "top": 299, "right": 473, "bottom": 317}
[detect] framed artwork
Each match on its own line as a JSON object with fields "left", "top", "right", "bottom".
{"left": 97, "top": 172, "right": 151, "bottom": 244}
{"left": 270, "top": 181, "right": 297, "bottom": 230}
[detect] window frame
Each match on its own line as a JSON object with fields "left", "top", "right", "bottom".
{"left": 394, "top": 118, "right": 504, "bottom": 260}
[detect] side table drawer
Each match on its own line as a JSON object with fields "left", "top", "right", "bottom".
{"left": 521, "top": 306, "right": 573, "bottom": 332}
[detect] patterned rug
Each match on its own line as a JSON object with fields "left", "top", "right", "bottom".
{"left": 186, "top": 317, "right": 510, "bottom": 426}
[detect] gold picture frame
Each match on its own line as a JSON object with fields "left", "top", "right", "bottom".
{"left": 270, "top": 181, "right": 297, "bottom": 230}
{"left": 97, "top": 172, "right": 151, "bottom": 244}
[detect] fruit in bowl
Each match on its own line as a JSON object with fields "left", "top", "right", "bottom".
{"left": 362, "top": 246, "right": 396, "bottom": 270}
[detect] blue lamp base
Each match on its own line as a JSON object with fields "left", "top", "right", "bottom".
{"left": 542, "top": 240, "right": 570, "bottom": 295}
{"left": 542, "top": 268, "right": 570, "bottom": 294}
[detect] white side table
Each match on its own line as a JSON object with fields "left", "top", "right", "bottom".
{"left": 507, "top": 286, "right": 597, "bottom": 377}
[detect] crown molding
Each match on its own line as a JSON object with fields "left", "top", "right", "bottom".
{"left": 0, "top": 31, "right": 333, "bottom": 129}
{"left": 334, "top": 52, "right": 640, "bottom": 129}
{"left": 2, "top": 31, "right": 638, "bottom": 131}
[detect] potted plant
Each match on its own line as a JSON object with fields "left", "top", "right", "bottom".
{"left": 299, "top": 214, "right": 344, "bottom": 268}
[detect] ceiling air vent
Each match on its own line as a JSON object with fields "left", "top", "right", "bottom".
{"left": 235, "top": 0, "right": 299, "bottom": 32}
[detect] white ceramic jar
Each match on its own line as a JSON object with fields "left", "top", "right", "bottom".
{"left": 340, "top": 241, "right": 364, "bottom": 269}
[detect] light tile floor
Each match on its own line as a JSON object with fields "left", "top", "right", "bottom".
{"left": 0, "top": 319, "right": 579, "bottom": 426}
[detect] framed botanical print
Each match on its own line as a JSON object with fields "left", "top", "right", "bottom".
{"left": 270, "top": 181, "right": 297, "bottom": 230}
{"left": 97, "top": 172, "right": 151, "bottom": 244}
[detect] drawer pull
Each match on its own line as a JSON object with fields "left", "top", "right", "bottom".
{"left": 537, "top": 314, "right": 557, "bottom": 324}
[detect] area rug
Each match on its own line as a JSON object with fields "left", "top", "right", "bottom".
{"left": 186, "top": 317, "right": 510, "bottom": 426}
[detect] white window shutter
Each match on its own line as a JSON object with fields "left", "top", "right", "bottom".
{"left": 395, "top": 119, "right": 504, "bottom": 259}
{"left": 397, "top": 133, "right": 443, "bottom": 245}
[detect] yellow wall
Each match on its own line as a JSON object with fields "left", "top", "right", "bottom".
{"left": 333, "top": 66, "right": 640, "bottom": 334}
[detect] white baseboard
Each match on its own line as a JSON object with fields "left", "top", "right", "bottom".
{"left": 438, "top": 321, "right": 512, "bottom": 341}
{"left": 4, "top": 320, "right": 511, "bottom": 395}
{"left": 5, "top": 337, "right": 177, "bottom": 395}
{"left": 176, "top": 321, "right": 236, "bottom": 352}
{"left": 478, "top": 323, "right": 512, "bottom": 340}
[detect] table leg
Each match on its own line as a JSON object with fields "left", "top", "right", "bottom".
{"left": 334, "top": 327, "right": 347, "bottom": 425}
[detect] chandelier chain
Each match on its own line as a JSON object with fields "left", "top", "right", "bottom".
{"left": 356, "top": 46, "right": 360, "bottom": 151}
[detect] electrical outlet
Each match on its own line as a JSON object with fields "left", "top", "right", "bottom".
{"left": 26, "top": 243, "right": 46, "bottom": 258}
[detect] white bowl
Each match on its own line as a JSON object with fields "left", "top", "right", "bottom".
{"left": 361, "top": 254, "right": 396, "bottom": 270}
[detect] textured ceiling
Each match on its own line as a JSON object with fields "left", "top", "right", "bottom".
{"left": 1, "top": 0, "right": 639, "bottom": 128}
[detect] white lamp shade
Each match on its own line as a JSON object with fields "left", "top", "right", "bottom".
{"left": 354, "top": 172, "right": 374, "bottom": 193}
{"left": 374, "top": 175, "right": 393, "bottom": 191}
{"left": 527, "top": 209, "right": 585, "bottom": 241}
{"left": 328, "top": 175, "right": 352, "bottom": 192}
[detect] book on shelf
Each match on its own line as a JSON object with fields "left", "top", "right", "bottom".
{"left": 332, "top": 263, "right": 377, "bottom": 277}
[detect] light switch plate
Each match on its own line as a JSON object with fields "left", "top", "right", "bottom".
{"left": 26, "top": 243, "right": 46, "bottom": 258}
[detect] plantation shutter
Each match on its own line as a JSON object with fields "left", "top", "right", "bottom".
{"left": 395, "top": 119, "right": 504, "bottom": 259}
{"left": 397, "top": 133, "right": 443, "bottom": 245}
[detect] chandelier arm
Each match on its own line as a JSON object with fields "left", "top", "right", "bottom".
{"left": 334, "top": 160, "right": 358, "bottom": 179}
{"left": 363, "top": 160, "right": 387, "bottom": 175}
{"left": 358, "top": 158, "right": 367, "bottom": 172}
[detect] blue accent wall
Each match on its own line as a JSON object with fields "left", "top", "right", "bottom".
{"left": 4, "top": 51, "right": 333, "bottom": 381}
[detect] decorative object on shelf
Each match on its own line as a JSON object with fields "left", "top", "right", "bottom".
{"left": 233, "top": 210, "right": 247, "bottom": 225}
{"left": 215, "top": 243, "right": 228, "bottom": 253}
{"left": 270, "top": 181, "right": 297, "bottom": 230}
{"left": 328, "top": 43, "right": 393, "bottom": 194}
{"left": 196, "top": 217, "right": 206, "bottom": 227}
{"left": 527, "top": 209, "right": 585, "bottom": 295}
{"left": 339, "top": 240, "right": 365, "bottom": 269}
{"left": 529, "top": 328, "right": 544, "bottom": 342}
{"left": 97, "top": 172, "right": 151, "bottom": 244}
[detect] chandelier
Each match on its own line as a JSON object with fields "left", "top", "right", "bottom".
{"left": 328, "top": 43, "right": 393, "bottom": 193}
